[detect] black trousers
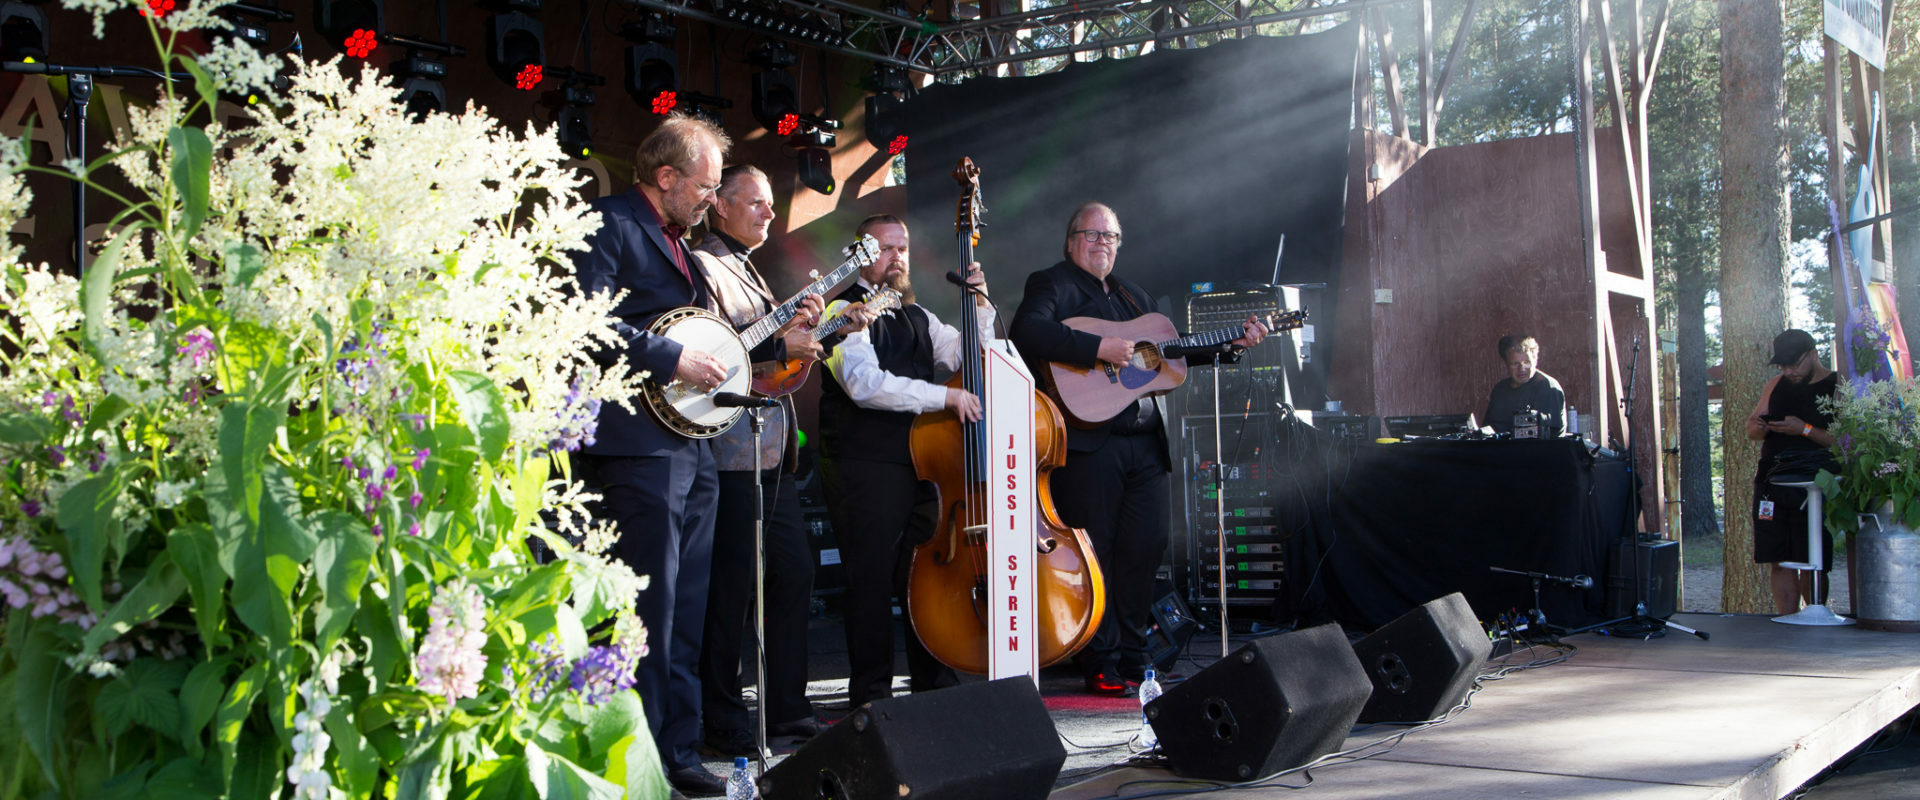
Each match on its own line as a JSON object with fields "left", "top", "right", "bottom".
{"left": 819, "top": 457, "right": 956, "bottom": 707}
{"left": 577, "top": 446, "right": 718, "bottom": 772}
{"left": 1050, "top": 432, "right": 1170, "bottom": 677}
{"left": 699, "top": 469, "right": 815, "bottom": 731}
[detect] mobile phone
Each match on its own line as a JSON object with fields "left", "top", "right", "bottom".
{"left": 1759, "top": 413, "right": 1782, "bottom": 422}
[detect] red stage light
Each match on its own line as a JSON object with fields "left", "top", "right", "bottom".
{"left": 651, "top": 90, "right": 677, "bottom": 115}
{"left": 345, "top": 29, "right": 378, "bottom": 59}
{"left": 141, "top": 0, "right": 176, "bottom": 17}
{"left": 776, "top": 112, "right": 800, "bottom": 136}
{"left": 515, "top": 64, "right": 542, "bottom": 91}
{"left": 888, "top": 135, "right": 908, "bottom": 155}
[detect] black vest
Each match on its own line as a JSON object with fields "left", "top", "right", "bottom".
{"left": 820, "top": 284, "right": 936, "bottom": 464}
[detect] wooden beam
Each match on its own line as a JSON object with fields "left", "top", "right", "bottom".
{"left": 1374, "top": 6, "right": 1409, "bottom": 139}
{"left": 1419, "top": 0, "right": 1434, "bottom": 145}
{"left": 1603, "top": 269, "right": 1653, "bottom": 300}
{"left": 1642, "top": 0, "right": 1671, "bottom": 99}
{"left": 1826, "top": 37, "right": 1853, "bottom": 376}
{"left": 1595, "top": 0, "right": 1652, "bottom": 280}
{"left": 1430, "top": 0, "right": 1478, "bottom": 120}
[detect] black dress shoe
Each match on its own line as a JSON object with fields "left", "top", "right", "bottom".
{"left": 701, "top": 727, "right": 755, "bottom": 757}
{"left": 666, "top": 766, "right": 728, "bottom": 798}
{"left": 768, "top": 716, "right": 829, "bottom": 740}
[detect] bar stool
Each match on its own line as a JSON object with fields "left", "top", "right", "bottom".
{"left": 1770, "top": 477, "right": 1853, "bottom": 626}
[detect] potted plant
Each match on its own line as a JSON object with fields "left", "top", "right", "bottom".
{"left": 1814, "top": 376, "right": 1920, "bottom": 538}
{"left": 0, "top": 4, "right": 667, "bottom": 797}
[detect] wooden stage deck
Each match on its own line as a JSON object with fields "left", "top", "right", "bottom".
{"left": 1041, "top": 613, "right": 1920, "bottom": 799}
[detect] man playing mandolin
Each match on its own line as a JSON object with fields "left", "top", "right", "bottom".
{"left": 689, "top": 165, "right": 829, "bottom": 756}
{"left": 818, "top": 214, "right": 989, "bottom": 708}
{"left": 1010, "top": 202, "right": 1268, "bottom": 696}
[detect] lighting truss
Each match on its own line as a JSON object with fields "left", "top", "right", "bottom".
{"left": 616, "top": 0, "right": 1413, "bottom": 77}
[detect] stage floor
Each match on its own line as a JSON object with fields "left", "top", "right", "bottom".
{"left": 712, "top": 612, "right": 1920, "bottom": 799}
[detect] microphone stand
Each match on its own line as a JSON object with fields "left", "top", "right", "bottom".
{"left": 749, "top": 406, "right": 772, "bottom": 770}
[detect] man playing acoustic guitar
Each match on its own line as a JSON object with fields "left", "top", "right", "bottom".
{"left": 1010, "top": 202, "right": 1267, "bottom": 696}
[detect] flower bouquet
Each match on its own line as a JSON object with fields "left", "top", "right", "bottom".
{"left": 0, "top": 3, "right": 666, "bottom": 798}
{"left": 1814, "top": 377, "right": 1920, "bottom": 537}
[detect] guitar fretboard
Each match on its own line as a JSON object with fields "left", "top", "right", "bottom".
{"left": 738, "top": 237, "right": 878, "bottom": 349}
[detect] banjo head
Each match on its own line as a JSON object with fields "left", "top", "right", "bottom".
{"left": 646, "top": 307, "right": 751, "bottom": 438}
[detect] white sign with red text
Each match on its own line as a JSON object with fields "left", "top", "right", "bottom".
{"left": 983, "top": 341, "right": 1038, "bottom": 683}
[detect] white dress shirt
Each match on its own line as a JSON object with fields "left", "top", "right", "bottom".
{"left": 825, "top": 277, "right": 997, "bottom": 413}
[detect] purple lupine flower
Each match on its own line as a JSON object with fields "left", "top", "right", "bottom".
{"left": 177, "top": 327, "right": 216, "bottom": 370}
{"left": 526, "top": 634, "right": 570, "bottom": 701}
{"left": 45, "top": 445, "right": 65, "bottom": 467}
{"left": 382, "top": 465, "right": 397, "bottom": 482}
{"left": 408, "top": 492, "right": 423, "bottom": 510}
{"left": 548, "top": 382, "right": 602, "bottom": 453}
{"left": 21, "top": 500, "right": 41, "bottom": 518}
{"left": 398, "top": 413, "right": 428, "bottom": 431}
{"left": 567, "top": 646, "right": 639, "bottom": 705}
{"left": 412, "top": 449, "right": 431, "bottom": 471}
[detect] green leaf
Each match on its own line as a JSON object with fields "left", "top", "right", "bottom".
{"left": 81, "top": 553, "right": 187, "bottom": 657}
{"left": 177, "top": 656, "right": 233, "bottom": 759}
{"left": 79, "top": 225, "right": 135, "bottom": 362}
{"left": 178, "top": 57, "right": 218, "bottom": 120}
{"left": 225, "top": 240, "right": 266, "bottom": 289}
{"left": 394, "top": 742, "right": 447, "bottom": 800}
{"left": 605, "top": 733, "right": 671, "bottom": 800}
{"left": 579, "top": 691, "right": 647, "bottom": 766}
{"left": 168, "top": 523, "right": 229, "bottom": 651}
{"left": 83, "top": 393, "right": 133, "bottom": 441}
{"left": 525, "top": 741, "right": 625, "bottom": 800}
{"left": 463, "top": 757, "right": 539, "bottom": 800}
{"left": 225, "top": 732, "right": 282, "bottom": 800}
{"left": 324, "top": 690, "right": 379, "bottom": 800}
{"left": 356, "top": 691, "right": 443, "bottom": 734}
{"left": 565, "top": 555, "right": 635, "bottom": 630}
{"left": 56, "top": 465, "right": 126, "bottom": 610}
{"left": 312, "top": 510, "right": 379, "bottom": 653}
{"left": 168, "top": 126, "right": 213, "bottom": 242}
{"left": 13, "top": 626, "right": 67, "bottom": 791}
{"left": 214, "top": 662, "right": 267, "bottom": 779}
{"left": 97, "top": 659, "right": 190, "bottom": 739}
{"left": 509, "top": 455, "right": 550, "bottom": 544}
{"left": 450, "top": 371, "right": 512, "bottom": 463}
{"left": 0, "top": 411, "right": 51, "bottom": 444}
{"left": 142, "top": 755, "right": 221, "bottom": 798}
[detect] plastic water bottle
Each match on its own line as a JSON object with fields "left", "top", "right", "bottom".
{"left": 726, "top": 756, "right": 755, "bottom": 800}
{"left": 1138, "top": 668, "right": 1163, "bottom": 748}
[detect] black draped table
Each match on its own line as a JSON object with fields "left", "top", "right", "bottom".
{"left": 1280, "top": 436, "right": 1627, "bottom": 632}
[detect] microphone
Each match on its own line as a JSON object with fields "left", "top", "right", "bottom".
{"left": 712, "top": 392, "right": 777, "bottom": 408}
{"left": 1567, "top": 574, "right": 1595, "bottom": 590}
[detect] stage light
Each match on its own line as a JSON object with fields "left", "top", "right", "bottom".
{"left": 485, "top": 10, "right": 545, "bottom": 91}
{"left": 142, "top": 0, "right": 175, "bottom": 18}
{"left": 395, "top": 52, "right": 448, "bottom": 120}
{"left": 625, "top": 42, "right": 677, "bottom": 115}
{"left": 0, "top": 2, "right": 47, "bottom": 63}
{"left": 316, "top": 0, "right": 383, "bottom": 59}
{"left": 557, "top": 104, "right": 591, "bottom": 160}
{"left": 795, "top": 146, "right": 833, "bottom": 195}
{"left": 864, "top": 92, "right": 907, "bottom": 153}
{"left": 751, "top": 69, "right": 798, "bottom": 134}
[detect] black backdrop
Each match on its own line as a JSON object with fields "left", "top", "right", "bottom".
{"left": 898, "top": 24, "right": 1362, "bottom": 394}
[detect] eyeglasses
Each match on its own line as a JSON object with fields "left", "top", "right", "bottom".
{"left": 1072, "top": 229, "right": 1123, "bottom": 245}
{"left": 673, "top": 166, "right": 721, "bottom": 196}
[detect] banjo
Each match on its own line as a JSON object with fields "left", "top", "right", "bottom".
{"left": 641, "top": 235, "right": 881, "bottom": 438}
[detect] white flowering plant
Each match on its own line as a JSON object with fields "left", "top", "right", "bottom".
{"left": 0, "top": 3, "right": 669, "bottom": 798}
{"left": 1814, "top": 377, "right": 1920, "bottom": 536}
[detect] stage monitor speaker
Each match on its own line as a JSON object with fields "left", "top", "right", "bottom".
{"left": 1145, "top": 623, "right": 1370, "bottom": 781}
{"left": 758, "top": 678, "right": 1064, "bottom": 800}
{"left": 1606, "top": 536, "right": 1679, "bottom": 620}
{"left": 1352, "top": 592, "right": 1491, "bottom": 724}
{"left": 1142, "top": 577, "right": 1197, "bottom": 673}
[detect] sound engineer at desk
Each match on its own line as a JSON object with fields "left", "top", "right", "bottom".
{"left": 1484, "top": 333, "right": 1566, "bottom": 436}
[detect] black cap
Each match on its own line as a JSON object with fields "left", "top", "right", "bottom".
{"left": 1770, "top": 329, "right": 1816, "bottom": 366}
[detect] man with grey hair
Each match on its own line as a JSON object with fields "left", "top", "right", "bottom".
{"left": 568, "top": 113, "right": 735, "bottom": 797}
{"left": 690, "top": 165, "right": 828, "bottom": 755}
{"left": 1012, "top": 202, "right": 1265, "bottom": 696}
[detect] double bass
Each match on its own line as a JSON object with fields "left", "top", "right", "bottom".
{"left": 906, "top": 158, "right": 1106, "bottom": 673}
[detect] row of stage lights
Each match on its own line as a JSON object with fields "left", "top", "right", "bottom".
{"left": 0, "top": 0, "right": 914, "bottom": 195}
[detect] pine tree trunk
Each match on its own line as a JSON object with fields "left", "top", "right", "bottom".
{"left": 1716, "top": 0, "right": 1791, "bottom": 614}
{"left": 1676, "top": 182, "right": 1718, "bottom": 540}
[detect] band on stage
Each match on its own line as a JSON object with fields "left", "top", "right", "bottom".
{"left": 567, "top": 114, "right": 1273, "bottom": 797}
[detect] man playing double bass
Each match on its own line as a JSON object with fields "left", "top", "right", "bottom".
{"left": 818, "top": 214, "right": 989, "bottom": 707}
{"left": 1010, "top": 202, "right": 1267, "bottom": 696}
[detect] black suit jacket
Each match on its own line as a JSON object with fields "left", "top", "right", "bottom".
{"left": 570, "top": 187, "right": 714, "bottom": 457}
{"left": 1010, "top": 259, "right": 1171, "bottom": 460}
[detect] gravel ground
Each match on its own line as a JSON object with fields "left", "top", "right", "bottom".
{"left": 1678, "top": 533, "right": 1852, "bottom": 615}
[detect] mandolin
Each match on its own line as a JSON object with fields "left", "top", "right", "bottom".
{"left": 750, "top": 288, "right": 903, "bottom": 397}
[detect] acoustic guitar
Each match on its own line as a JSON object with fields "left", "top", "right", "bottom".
{"left": 1044, "top": 308, "right": 1307, "bottom": 425}
{"left": 749, "top": 287, "right": 903, "bottom": 397}
{"left": 640, "top": 235, "right": 881, "bottom": 438}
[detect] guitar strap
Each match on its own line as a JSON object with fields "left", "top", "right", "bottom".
{"left": 1108, "top": 279, "right": 1148, "bottom": 320}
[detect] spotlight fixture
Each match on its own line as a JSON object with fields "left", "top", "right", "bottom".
{"left": 626, "top": 42, "right": 677, "bottom": 115}
{"left": 714, "top": 0, "right": 847, "bottom": 47}
{"left": 395, "top": 52, "right": 448, "bottom": 119}
{"left": 677, "top": 91, "right": 732, "bottom": 127}
{"left": 794, "top": 146, "right": 833, "bottom": 195}
{"left": 750, "top": 52, "right": 798, "bottom": 135}
{"left": 315, "top": 0, "right": 383, "bottom": 59}
{"left": 485, "top": 10, "right": 545, "bottom": 91}
{"left": 0, "top": 2, "right": 48, "bottom": 64}
{"left": 547, "top": 67, "right": 601, "bottom": 160}
{"left": 864, "top": 92, "right": 906, "bottom": 153}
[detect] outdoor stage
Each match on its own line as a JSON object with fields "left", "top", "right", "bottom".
{"left": 744, "top": 612, "right": 1920, "bottom": 799}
